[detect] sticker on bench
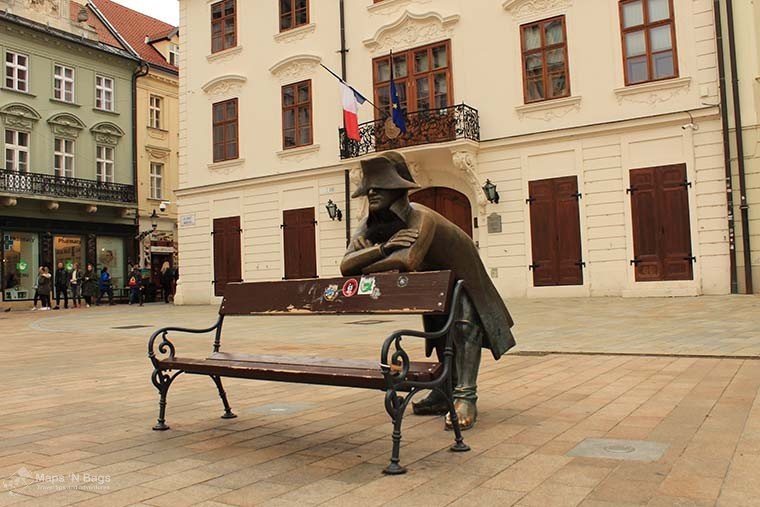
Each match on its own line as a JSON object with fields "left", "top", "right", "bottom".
{"left": 358, "top": 276, "right": 376, "bottom": 295}
{"left": 342, "top": 278, "right": 358, "bottom": 297}
{"left": 323, "top": 284, "right": 339, "bottom": 302}
{"left": 397, "top": 275, "right": 408, "bottom": 288}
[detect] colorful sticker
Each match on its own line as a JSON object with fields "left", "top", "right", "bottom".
{"left": 371, "top": 287, "right": 382, "bottom": 300}
{"left": 342, "top": 278, "right": 359, "bottom": 297}
{"left": 397, "top": 275, "right": 408, "bottom": 288}
{"left": 358, "top": 276, "right": 376, "bottom": 295}
{"left": 323, "top": 284, "right": 339, "bottom": 302}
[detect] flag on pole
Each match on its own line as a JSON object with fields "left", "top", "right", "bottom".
{"left": 389, "top": 52, "right": 407, "bottom": 134}
{"left": 340, "top": 82, "right": 366, "bottom": 141}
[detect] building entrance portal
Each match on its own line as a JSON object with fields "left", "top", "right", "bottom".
{"left": 410, "top": 187, "right": 473, "bottom": 237}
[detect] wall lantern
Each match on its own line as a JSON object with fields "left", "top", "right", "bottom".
{"left": 325, "top": 200, "right": 343, "bottom": 222}
{"left": 150, "top": 209, "right": 159, "bottom": 230}
{"left": 482, "top": 179, "right": 500, "bottom": 204}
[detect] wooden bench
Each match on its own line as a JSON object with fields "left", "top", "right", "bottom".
{"left": 147, "top": 270, "right": 470, "bottom": 474}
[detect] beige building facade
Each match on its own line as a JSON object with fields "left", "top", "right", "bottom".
{"left": 176, "top": 0, "right": 730, "bottom": 304}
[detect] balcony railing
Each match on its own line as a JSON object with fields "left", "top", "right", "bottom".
{"left": 0, "top": 169, "right": 136, "bottom": 204}
{"left": 339, "top": 103, "right": 480, "bottom": 159}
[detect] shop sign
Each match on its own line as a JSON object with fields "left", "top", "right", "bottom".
{"left": 16, "top": 260, "right": 28, "bottom": 272}
{"left": 180, "top": 214, "right": 196, "bottom": 227}
{"left": 151, "top": 246, "right": 175, "bottom": 253}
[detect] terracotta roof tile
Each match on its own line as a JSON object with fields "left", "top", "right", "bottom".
{"left": 69, "top": 0, "right": 125, "bottom": 50}
{"left": 90, "top": 0, "right": 178, "bottom": 72}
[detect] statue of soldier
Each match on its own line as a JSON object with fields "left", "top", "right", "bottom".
{"left": 341, "top": 152, "right": 515, "bottom": 429}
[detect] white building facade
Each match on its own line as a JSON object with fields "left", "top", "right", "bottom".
{"left": 176, "top": 0, "right": 730, "bottom": 304}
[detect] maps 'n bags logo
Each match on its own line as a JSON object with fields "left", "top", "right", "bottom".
{"left": 2, "top": 467, "right": 35, "bottom": 494}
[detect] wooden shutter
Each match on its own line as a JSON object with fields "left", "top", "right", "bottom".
{"left": 528, "top": 176, "right": 583, "bottom": 287}
{"left": 630, "top": 164, "right": 693, "bottom": 282}
{"left": 213, "top": 216, "right": 242, "bottom": 296}
{"left": 283, "top": 208, "right": 317, "bottom": 279}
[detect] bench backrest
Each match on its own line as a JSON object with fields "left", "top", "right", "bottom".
{"left": 220, "top": 270, "right": 454, "bottom": 316}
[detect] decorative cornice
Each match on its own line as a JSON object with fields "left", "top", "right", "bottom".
{"left": 269, "top": 54, "right": 322, "bottom": 83}
{"left": 90, "top": 121, "right": 125, "bottom": 145}
{"left": 363, "top": 11, "right": 460, "bottom": 54}
{"left": 0, "top": 102, "right": 41, "bottom": 130}
{"left": 201, "top": 74, "right": 247, "bottom": 97}
{"left": 367, "top": 0, "right": 432, "bottom": 16}
{"left": 502, "top": 0, "right": 573, "bottom": 21}
{"left": 450, "top": 149, "right": 487, "bottom": 213}
{"left": 515, "top": 95, "right": 582, "bottom": 121}
{"left": 614, "top": 77, "right": 692, "bottom": 106}
{"left": 145, "top": 145, "right": 171, "bottom": 159}
{"left": 47, "top": 112, "right": 85, "bottom": 138}
{"left": 273, "top": 23, "right": 316, "bottom": 44}
{"left": 206, "top": 45, "right": 243, "bottom": 63}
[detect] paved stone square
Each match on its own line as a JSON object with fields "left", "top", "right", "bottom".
{"left": 1, "top": 296, "right": 759, "bottom": 506}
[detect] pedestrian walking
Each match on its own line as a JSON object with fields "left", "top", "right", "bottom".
{"left": 53, "top": 261, "right": 70, "bottom": 310}
{"left": 127, "top": 266, "right": 143, "bottom": 306}
{"left": 70, "top": 263, "right": 81, "bottom": 308}
{"left": 96, "top": 266, "right": 114, "bottom": 306}
{"left": 31, "top": 266, "right": 43, "bottom": 310}
{"left": 37, "top": 266, "right": 52, "bottom": 310}
{"left": 81, "top": 263, "right": 98, "bottom": 308}
{"left": 160, "top": 262, "right": 174, "bottom": 303}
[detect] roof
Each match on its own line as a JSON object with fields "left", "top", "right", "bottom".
{"left": 89, "top": 0, "right": 178, "bottom": 73}
{"left": 69, "top": 1, "right": 124, "bottom": 50}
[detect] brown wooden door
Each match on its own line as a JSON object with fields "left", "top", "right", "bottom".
{"left": 282, "top": 207, "right": 317, "bottom": 279}
{"left": 212, "top": 216, "right": 242, "bottom": 296}
{"left": 630, "top": 164, "right": 693, "bottom": 281}
{"left": 410, "top": 187, "right": 472, "bottom": 237}
{"left": 528, "top": 176, "right": 583, "bottom": 286}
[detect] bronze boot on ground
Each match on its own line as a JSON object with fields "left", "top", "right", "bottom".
{"left": 412, "top": 390, "right": 449, "bottom": 416}
{"left": 445, "top": 399, "right": 478, "bottom": 431}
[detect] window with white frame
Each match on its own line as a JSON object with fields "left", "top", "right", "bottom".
{"left": 150, "top": 162, "right": 163, "bottom": 199}
{"left": 169, "top": 44, "right": 179, "bottom": 66}
{"left": 54, "top": 138, "right": 75, "bottom": 178}
{"left": 95, "top": 75, "right": 114, "bottom": 111}
{"left": 54, "top": 64, "right": 74, "bottom": 102}
{"left": 149, "top": 95, "right": 162, "bottom": 129}
{"left": 4, "top": 129, "right": 29, "bottom": 172}
{"left": 95, "top": 145, "right": 114, "bottom": 182}
{"left": 5, "top": 51, "right": 29, "bottom": 92}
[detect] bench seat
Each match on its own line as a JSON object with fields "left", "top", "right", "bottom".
{"left": 159, "top": 352, "right": 442, "bottom": 391}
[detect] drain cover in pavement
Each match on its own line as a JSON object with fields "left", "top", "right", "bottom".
{"left": 248, "top": 403, "right": 316, "bottom": 415}
{"left": 347, "top": 319, "right": 392, "bottom": 325}
{"left": 567, "top": 438, "right": 669, "bottom": 461}
{"left": 112, "top": 325, "right": 152, "bottom": 329}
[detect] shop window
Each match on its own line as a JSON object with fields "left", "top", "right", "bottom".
{"left": 2, "top": 232, "right": 39, "bottom": 301}
{"left": 54, "top": 236, "right": 84, "bottom": 272}
{"left": 97, "top": 236, "right": 125, "bottom": 289}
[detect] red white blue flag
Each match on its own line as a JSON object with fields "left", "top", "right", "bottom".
{"left": 341, "top": 82, "right": 367, "bottom": 141}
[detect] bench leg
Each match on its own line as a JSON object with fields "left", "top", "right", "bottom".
{"left": 151, "top": 369, "right": 180, "bottom": 431}
{"left": 434, "top": 387, "right": 470, "bottom": 453}
{"left": 383, "top": 388, "right": 417, "bottom": 475}
{"left": 210, "top": 375, "right": 237, "bottom": 419}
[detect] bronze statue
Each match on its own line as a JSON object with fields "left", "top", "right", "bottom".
{"left": 341, "top": 152, "right": 515, "bottom": 429}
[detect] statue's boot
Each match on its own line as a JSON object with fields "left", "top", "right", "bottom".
{"left": 445, "top": 399, "right": 477, "bottom": 431}
{"left": 412, "top": 390, "right": 449, "bottom": 416}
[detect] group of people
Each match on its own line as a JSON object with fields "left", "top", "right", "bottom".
{"left": 31, "top": 261, "right": 177, "bottom": 310}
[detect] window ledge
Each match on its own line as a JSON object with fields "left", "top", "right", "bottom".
{"left": 207, "top": 46, "right": 243, "bottom": 63}
{"left": 147, "top": 126, "right": 169, "bottom": 133}
{"left": 2, "top": 87, "right": 35, "bottom": 97}
{"left": 277, "top": 144, "right": 320, "bottom": 159}
{"left": 274, "top": 23, "right": 315, "bottom": 43}
{"left": 208, "top": 158, "right": 245, "bottom": 171}
{"left": 93, "top": 107, "right": 119, "bottom": 116}
{"left": 614, "top": 77, "right": 691, "bottom": 104}
{"left": 49, "top": 98, "right": 80, "bottom": 107}
{"left": 515, "top": 95, "right": 582, "bottom": 120}
{"left": 367, "top": 0, "right": 428, "bottom": 14}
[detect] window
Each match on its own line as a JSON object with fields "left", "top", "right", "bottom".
{"left": 95, "top": 75, "right": 114, "bottom": 111}
{"left": 149, "top": 95, "right": 162, "bottom": 129}
{"left": 211, "top": 0, "right": 236, "bottom": 53}
{"left": 150, "top": 162, "right": 163, "bottom": 199}
{"left": 54, "top": 64, "right": 75, "bottom": 102}
{"left": 4, "top": 130, "right": 29, "bottom": 172}
{"left": 169, "top": 44, "right": 179, "bottom": 66}
{"left": 521, "top": 17, "right": 570, "bottom": 103}
{"left": 54, "top": 138, "right": 74, "bottom": 178}
{"left": 620, "top": 0, "right": 678, "bottom": 85}
{"left": 281, "top": 80, "right": 312, "bottom": 149}
{"left": 212, "top": 98, "right": 239, "bottom": 162}
{"left": 280, "top": 0, "right": 309, "bottom": 32}
{"left": 372, "top": 40, "right": 452, "bottom": 118}
{"left": 96, "top": 145, "right": 114, "bottom": 182}
{"left": 2, "top": 232, "right": 39, "bottom": 301}
{"left": 5, "top": 51, "right": 28, "bottom": 92}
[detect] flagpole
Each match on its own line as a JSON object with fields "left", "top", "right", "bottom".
{"left": 319, "top": 63, "right": 388, "bottom": 118}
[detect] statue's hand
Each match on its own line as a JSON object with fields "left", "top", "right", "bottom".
{"left": 382, "top": 229, "right": 419, "bottom": 255}
{"left": 351, "top": 236, "right": 374, "bottom": 250}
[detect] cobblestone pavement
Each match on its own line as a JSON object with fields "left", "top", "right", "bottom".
{"left": 0, "top": 296, "right": 759, "bottom": 506}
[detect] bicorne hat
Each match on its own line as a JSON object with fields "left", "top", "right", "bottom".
{"left": 351, "top": 151, "right": 420, "bottom": 198}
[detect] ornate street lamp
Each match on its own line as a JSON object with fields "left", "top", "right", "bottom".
{"left": 482, "top": 179, "right": 500, "bottom": 204}
{"left": 150, "top": 209, "right": 159, "bottom": 231}
{"left": 325, "top": 200, "right": 343, "bottom": 221}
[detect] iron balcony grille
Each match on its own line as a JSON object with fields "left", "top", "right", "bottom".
{"left": 339, "top": 103, "right": 480, "bottom": 159}
{"left": 0, "top": 169, "right": 136, "bottom": 204}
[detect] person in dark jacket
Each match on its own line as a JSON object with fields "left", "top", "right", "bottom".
{"left": 53, "top": 261, "right": 70, "bottom": 309}
{"left": 81, "top": 263, "right": 98, "bottom": 308}
{"left": 69, "top": 263, "right": 81, "bottom": 308}
{"left": 36, "top": 266, "right": 52, "bottom": 310}
{"left": 160, "top": 261, "right": 174, "bottom": 303}
{"left": 96, "top": 266, "right": 114, "bottom": 306}
{"left": 127, "top": 266, "right": 143, "bottom": 306}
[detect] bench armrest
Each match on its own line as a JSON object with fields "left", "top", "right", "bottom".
{"left": 148, "top": 316, "right": 223, "bottom": 368}
{"left": 380, "top": 281, "right": 465, "bottom": 390}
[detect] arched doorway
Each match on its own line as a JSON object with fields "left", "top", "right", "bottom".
{"left": 410, "top": 187, "right": 473, "bottom": 237}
